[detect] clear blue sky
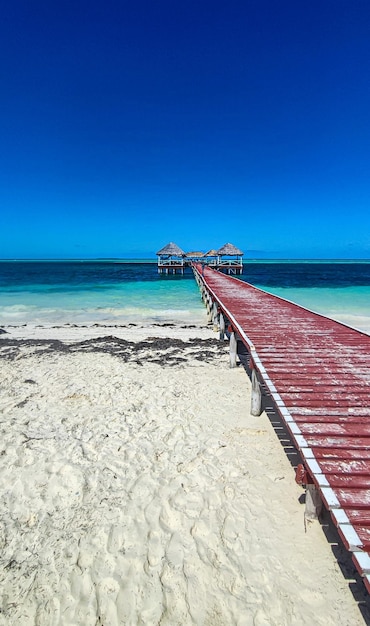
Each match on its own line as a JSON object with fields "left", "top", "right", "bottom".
{"left": 1, "top": 0, "right": 370, "bottom": 259}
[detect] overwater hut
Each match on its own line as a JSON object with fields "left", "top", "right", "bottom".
{"left": 185, "top": 251, "right": 205, "bottom": 265}
{"left": 216, "top": 243, "right": 244, "bottom": 274}
{"left": 156, "top": 242, "right": 185, "bottom": 274}
{"left": 204, "top": 249, "right": 219, "bottom": 267}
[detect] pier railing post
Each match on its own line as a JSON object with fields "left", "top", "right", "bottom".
{"left": 206, "top": 296, "right": 213, "bottom": 323}
{"left": 305, "top": 484, "right": 322, "bottom": 520}
{"left": 219, "top": 313, "right": 225, "bottom": 340}
{"left": 229, "top": 331, "right": 237, "bottom": 368}
{"left": 251, "top": 369, "right": 262, "bottom": 416}
{"left": 212, "top": 302, "right": 219, "bottom": 331}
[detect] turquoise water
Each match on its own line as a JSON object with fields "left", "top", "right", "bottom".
{"left": 0, "top": 284, "right": 206, "bottom": 325}
{"left": 0, "top": 262, "right": 206, "bottom": 326}
{"left": 0, "top": 261, "right": 370, "bottom": 332}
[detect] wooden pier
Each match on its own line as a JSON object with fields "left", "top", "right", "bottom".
{"left": 193, "top": 263, "right": 370, "bottom": 593}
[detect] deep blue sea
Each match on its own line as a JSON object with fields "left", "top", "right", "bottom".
{"left": 1, "top": 260, "right": 370, "bottom": 333}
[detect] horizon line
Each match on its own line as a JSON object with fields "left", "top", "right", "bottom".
{"left": 2, "top": 257, "right": 370, "bottom": 263}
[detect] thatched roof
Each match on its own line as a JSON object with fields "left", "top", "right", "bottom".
{"left": 156, "top": 242, "right": 185, "bottom": 256}
{"left": 217, "top": 242, "right": 243, "bottom": 256}
{"left": 185, "top": 251, "right": 204, "bottom": 257}
{"left": 205, "top": 249, "right": 218, "bottom": 257}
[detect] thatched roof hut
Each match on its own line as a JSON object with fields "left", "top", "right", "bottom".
{"left": 204, "top": 249, "right": 218, "bottom": 257}
{"left": 185, "top": 251, "right": 205, "bottom": 258}
{"left": 156, "top": 242, "right": 185, "bottom": 256}
{"left": 217, "top": 243, "right": 243, "bottom": 256}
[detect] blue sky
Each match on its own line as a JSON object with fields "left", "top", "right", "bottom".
{"left": 1, "top": 0, "right": 370, "bottom": 259}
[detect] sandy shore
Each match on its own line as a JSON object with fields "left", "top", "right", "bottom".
{"left": 0, "top": 324, "right": 368, "bottom": 625}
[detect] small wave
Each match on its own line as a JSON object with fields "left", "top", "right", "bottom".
{"left": 0, "top": 303, "right": 207, "bottom": 326}
{"left": 327, "top": 313, "right": 370, "bottom": 335}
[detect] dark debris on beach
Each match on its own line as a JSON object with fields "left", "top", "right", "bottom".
{"left": 0, "top": 335, "right": 226, "bottom": 366}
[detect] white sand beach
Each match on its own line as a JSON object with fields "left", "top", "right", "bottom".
{"left": 0, "top": 324, "right": 368, "bottom": 625}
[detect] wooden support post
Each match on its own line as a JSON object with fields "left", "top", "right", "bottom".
{"left": 229, "top": 331, "right": 237, "bottom": 368}
{"left": 219, "top": 313, "right": 225, "bottom": 340}
{"left": 305, "top": 484, "right": 322, "bottom": 520}
{"left": 251, "top": 369, "right": 262, "bottom": 416}
{"left": 206, "top": 297, "right": 213, "bottom": 323}
{"left": 212, "top": 302, "right": 218, "bottom": 331}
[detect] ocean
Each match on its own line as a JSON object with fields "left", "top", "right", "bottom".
{"left": 1, "top": 260, "right": 370, "bottom": 333}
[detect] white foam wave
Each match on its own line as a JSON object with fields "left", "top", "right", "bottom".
{"left": 0, "top": 304, "right": 207, "bottom": 327}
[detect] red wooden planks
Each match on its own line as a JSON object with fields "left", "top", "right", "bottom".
{"left": 299, "top": 423, "right": 370, "bottom": 436}
{"left": 293, "top": 415, "right": 370, "bottom": 424}
{"left": 345, "top": 509, "right": 370, "bottom": 524}
{"left": 323, "top": 475, "right": 370, "bottom": 488}
{"left": 312, "top": 448, "right": 370, "bottom": 460}
{"left": 318, "top": 460, "right": 370, "bottom": 474}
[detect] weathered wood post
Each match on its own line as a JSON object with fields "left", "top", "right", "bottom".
{"left": 305, "top": 484, "right": 322, "bottom": 520}
{"left": 219, "top": 313, "right": 225, "bottom": 340}
{"left": 229, "top": 330, "right": 237, "bottom": 368}
{"left": 206, "top": 296, "right": 213, "bottom": 323}
{"left": 295, "top": 464, "right": 323, "bottom": 521}
{"left": 251, "top": 369, "right": 262, "bottom": 416}
{"left": 212, "top": 302, "right": 219, "bottom": 331}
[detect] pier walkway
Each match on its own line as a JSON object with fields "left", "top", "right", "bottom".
{"left": 193, "top": 264, "right": 370, "bottom": 593}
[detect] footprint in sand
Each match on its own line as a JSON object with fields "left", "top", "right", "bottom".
{"left": 147, "top": 530, "right": 163, "bottom": 568}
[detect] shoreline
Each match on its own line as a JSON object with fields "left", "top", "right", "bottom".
{"left": 0, "top": 324, "right": 368, "bottom": 624}
{"left": 0, "top": 322, "right": 215, "bottom": 344}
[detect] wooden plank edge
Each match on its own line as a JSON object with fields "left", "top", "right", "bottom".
{"left": 337, "top": 523, "right": 364, "bottom": 551}
{"left": 353, "top": 551, "right": 370, "bottom": 576}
